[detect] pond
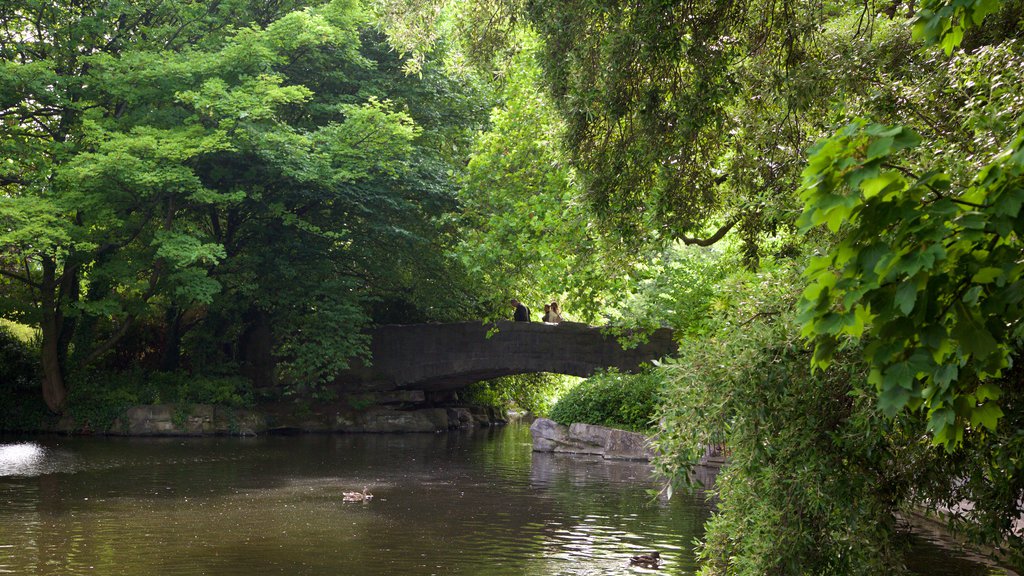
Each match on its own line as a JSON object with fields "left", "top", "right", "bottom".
{"left": 0, "top": 423, "right": 1012, "bottom": 575}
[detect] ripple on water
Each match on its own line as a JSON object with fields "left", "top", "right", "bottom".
{"left": 0, "top": 428, "right": 1010, "bottom": 576}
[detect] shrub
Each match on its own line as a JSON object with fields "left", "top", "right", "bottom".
{"left": 548, "top": 368, "right": 663, "bottom": 432}
{"left": 0, "top": 324, "right": 37, "bottom": 388}
{"left": 66, "top": 369, "right": 255, "bottom": 432}
{"left": 0, "top": 325, "right": 49, "bottom": 431}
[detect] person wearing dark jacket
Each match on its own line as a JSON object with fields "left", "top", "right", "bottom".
{"left": 511, "top": 299, "right": 531, "bottom": 322}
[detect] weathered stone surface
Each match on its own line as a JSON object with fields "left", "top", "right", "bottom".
{"left": 531, "top": 418, "right": 653, "bottom": 461}
{"left": 335, "top": 407, "right": 449, "bottom": 433}
{"left": 447, "top": 407, "right": 474, "bottom": 429}
{"left": 605, "top": 427, "right": 655, "bottom": 460}
{"left": 468, "top": 405, "right": 507, "bottom": 427}
{"left": 213, "top": 407, "right": 266, "bottom": 436}
{"left": 54, "top": 400, "right": 503, "bottom": 436}
{"left": 335, "top": 321, "right": 677, "bottom": 393}
{"left": 568, "top": 423, "right": 612, "bottom": 447}
{"left": 112, "top": 404, "right": 266, "bottom": 436}
{"left": 530, "top": 417, "right": 572, "bottom": 452}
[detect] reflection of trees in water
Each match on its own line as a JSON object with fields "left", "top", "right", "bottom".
{"left": 4, "top": 426, "right": 987, "bottom": 575}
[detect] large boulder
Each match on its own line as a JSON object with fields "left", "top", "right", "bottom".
{"left": 530, "top": 418, "right": 653, "bottom": 461}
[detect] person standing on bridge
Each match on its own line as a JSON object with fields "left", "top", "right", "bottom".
{"left": 511, "top": 299, "right": 531, "bottom": 322}
{"left": 548, "top": 301, "right": 564, "bottom": 324}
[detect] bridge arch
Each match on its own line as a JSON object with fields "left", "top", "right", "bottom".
{"left": 338, "top": 321, "right": 677, "bottom": 392}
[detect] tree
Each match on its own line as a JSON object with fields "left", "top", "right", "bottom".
{"left": 456, "top": 38, "right": 650, "bottom": 322}
{"left": 0, "top": 0, "right": 485, "bottom": 409}
{"left": 0, "top": 0, "right": 308, "bottom": 411}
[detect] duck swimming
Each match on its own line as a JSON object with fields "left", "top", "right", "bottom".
{"left": 629, "top": 551, "right": 660, "bottom": 569}
{"left": 342, "top": 487, "right": 373, "bottom": 502}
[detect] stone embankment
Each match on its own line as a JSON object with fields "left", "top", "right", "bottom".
{"left": 54, "top": 402, "right": 506, "bottom": 436}
{"left": 529, "top": 417, "right": 726, "bottom": 487}
{"left": 529, "top": 417, "right": 654, "bottom": 461}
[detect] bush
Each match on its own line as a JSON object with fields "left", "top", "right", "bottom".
{"left": 0, "top": 324, "right": 37, "bottom": 388}
{"left": 652, "top": 260, "right": 936, "bottom": 572}
{"left": 0, "top": 325, "right": 49, "bottom": 431}
{"left": 548, "top": 368, "right": 663, "bottom": 432}
{"left": 66, "top": 369, "right": 255, "bottom": 432}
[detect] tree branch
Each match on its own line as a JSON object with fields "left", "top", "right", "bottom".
{"left": 680, "top": 219, "right": 737, "bottom": 246}
{"left": 0, "top": 267, "right": 41, "bottom": 289}
{"left": 80, "top": 316, "right": 136, "bottom": 367}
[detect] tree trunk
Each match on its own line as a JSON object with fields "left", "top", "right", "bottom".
{"left": 39, "top": 257, "right": 69, "bottom": 413}
{"left": 160, "top": 307, "right": 183, "bottom": 372}
{"left": 40, "top": 325, "right": 68, "bottom": 413}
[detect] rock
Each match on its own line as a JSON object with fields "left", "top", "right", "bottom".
{"left": 336, "top": 406, "right": 449, "bottom": 433}
{"left": 530, "top": 417, "right": 572, "bottom": 452}
{"left": 212, "top": 407, "right": 266, "bottom": 436}
{"left": 447, "top": 407, "right": 474, "bottom": 429}
{"left": 124, "top": 405, "right": 179, "bottom": 435}
{"left": 568, "top": 423, "right": 612, "bottom": 446}
{"left": 111, "top": 404, "right": 266, "bottom": 436}
{"left": 530, "top": 417, "right": 653, "bottom": 461}
{"left": 605, "top": 427, "right": 655, "bottom": 460}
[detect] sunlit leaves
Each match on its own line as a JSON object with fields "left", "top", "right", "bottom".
{"left": 798, "top": 122, "right": 1024, "bottom": 449}
{"left": 911, "top": 0, "right": 1004, "bottom": 54}
{"left": 0, "top": 0, "right": 469, "bottom": 394}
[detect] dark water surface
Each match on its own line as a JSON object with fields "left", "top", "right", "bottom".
{"left": 0, "top": 424, "right": 1011, "bottom": 575}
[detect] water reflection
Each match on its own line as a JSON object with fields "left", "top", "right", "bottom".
{"left": 0, "top": 430, "right": 1012, "bottom": 576}
{"left": 0, "top": 442, "right": 45, "bottom": 476}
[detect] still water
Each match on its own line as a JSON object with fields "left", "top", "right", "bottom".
{"left": 0, "top": 424, "right": 1011, "bottom": 575}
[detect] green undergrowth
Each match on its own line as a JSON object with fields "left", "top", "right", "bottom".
{"left": 548, "top": 368, "right": 664, "bottom": 433}
{"left": 463, "top": 372, "right": 576, "bottom": 416}
{"left": 65, "top": 370, "right": 255, "bottom": 432}
{"left": 0, "top": 325, "right": 50, "bottom": 431}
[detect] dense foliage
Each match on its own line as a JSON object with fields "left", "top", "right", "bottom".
{"left": 371, "top": 0, "right": 1024, "bottom": 571}
{"left": 548, "top": 369, "right": 663, "bottom": 433}
{"left": 0, "top": 0, "right": 490, "bottom": 411}
{"left": 3, "top": 0, "right": 1024, "bottom": 572}
{"left": 0, "top": 325, "right": 48, "bottom": 430}
{"left": 462, "top": 373, "right": 574, "bottom": 417}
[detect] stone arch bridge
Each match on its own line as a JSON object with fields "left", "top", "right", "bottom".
{"left": 336, "top": 321, "right": 677, "bottom": 393}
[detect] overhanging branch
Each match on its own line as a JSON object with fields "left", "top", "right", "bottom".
{"left": 680, "top": 219, "right": 737, "bottom": 247}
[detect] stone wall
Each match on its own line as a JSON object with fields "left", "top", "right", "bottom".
{"left": 53, "top": 403, "right": 507, "bottom": 436}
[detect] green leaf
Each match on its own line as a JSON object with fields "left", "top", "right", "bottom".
{"left": 971, "top": 267, "right": 1003, "bottom": 284}
{"left": 952, "top": 301, "right": 999, "bottom": 359}
{"left": 879, "top": 385, "right": 912, "bottom": 417}
{"left": 970, "top": 403, "right": 1004, "bottom": 432}
{"left": 976, "top": 383, "right": 1001, "bottom": 402}
{"left": 866, "top": 136, "right": 895, "bottom": 160}
{"left": 894, "top": 281, "right": 918, "bottom": 315}
{"left": 933, "top": 363, "right": 958, "bottom": 387}
{"left": 884, "top": 361, "right": 916, "bottom": 390}
{"left": 861, "top": 171, "right": 904, "bottom": 199}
